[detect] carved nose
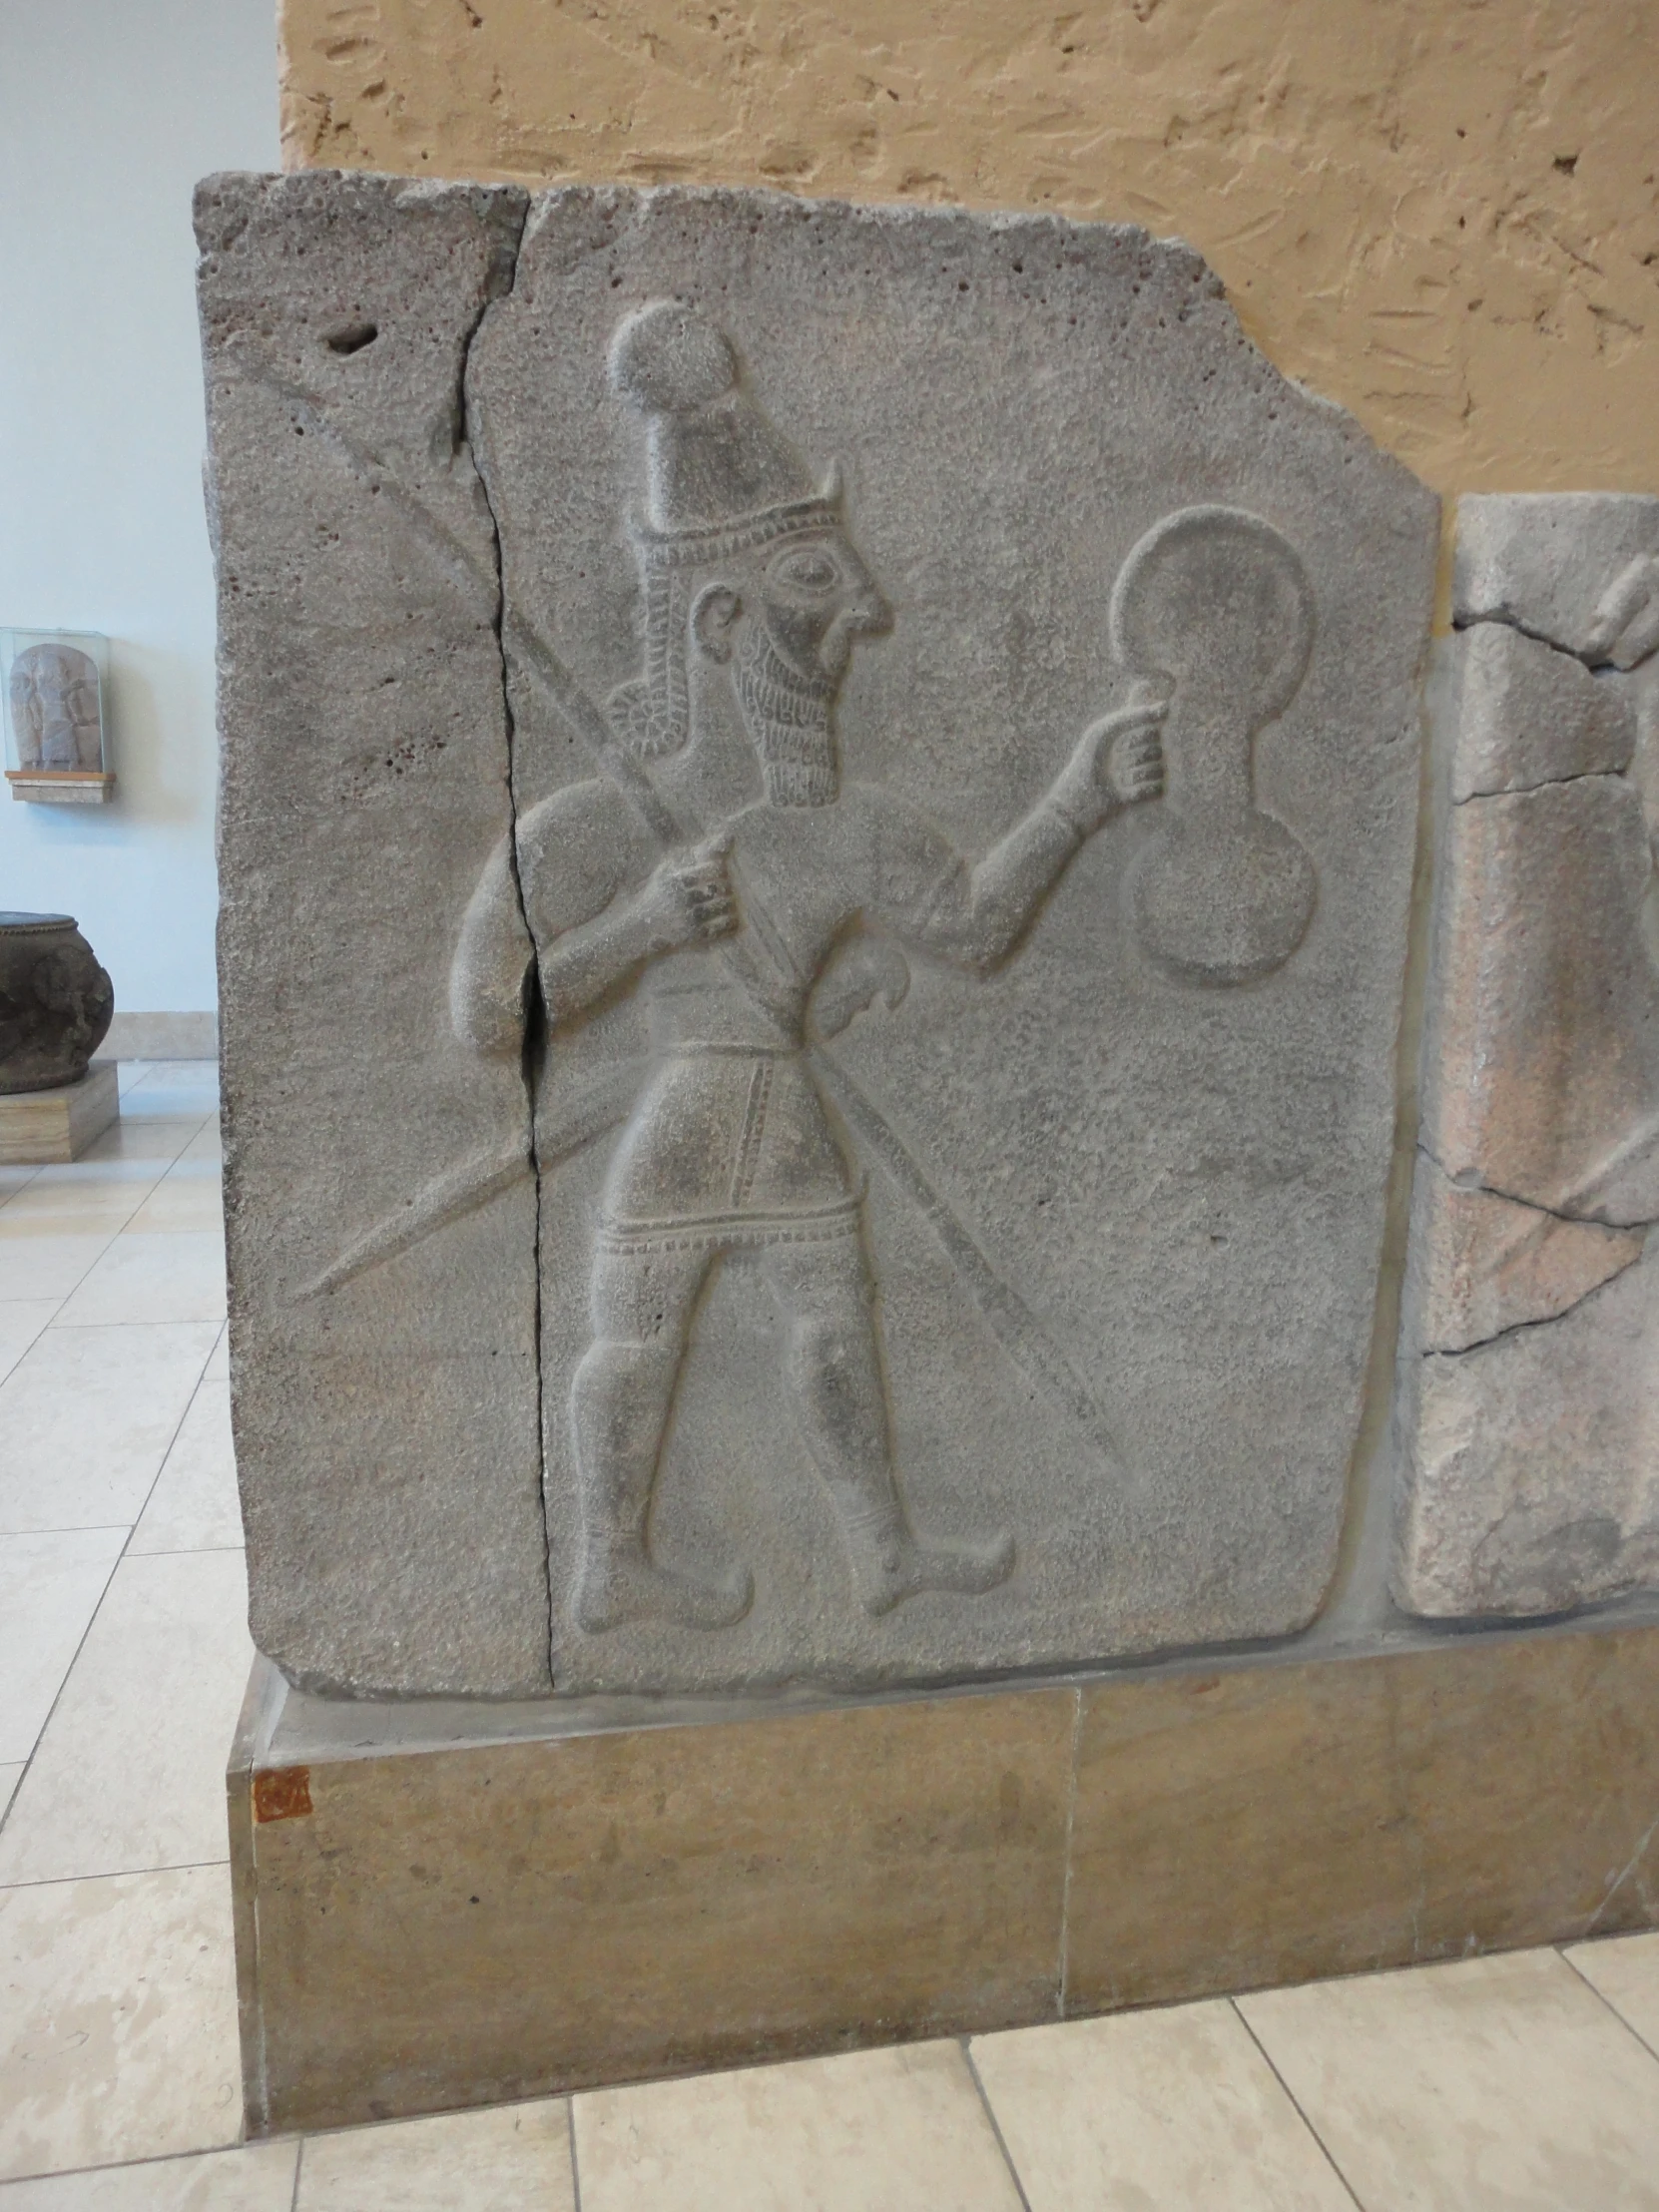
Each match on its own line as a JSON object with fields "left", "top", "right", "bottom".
{"left": 849, "top": 585, "right": 892, "bottom": 638}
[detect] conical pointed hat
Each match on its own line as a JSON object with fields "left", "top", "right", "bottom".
{"left": 610, "top": 301, "right": 825, "bottom": 539}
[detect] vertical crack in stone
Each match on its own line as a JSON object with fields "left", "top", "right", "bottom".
{"left": 456, "top": 197, "right": 553, "bottom": 1666}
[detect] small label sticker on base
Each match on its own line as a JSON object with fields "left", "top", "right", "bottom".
{"left": 254, "top": 1766, "right": 313, "bottom": 1823}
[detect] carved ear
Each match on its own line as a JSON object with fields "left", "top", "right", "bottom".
{"left": 691, "top": 584, "right": 742, "bottom": 665}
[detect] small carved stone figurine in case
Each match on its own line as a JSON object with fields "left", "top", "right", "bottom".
{"left": 3, "top": 629, "right": 117, "bottom": 804}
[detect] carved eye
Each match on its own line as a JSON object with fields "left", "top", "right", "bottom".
{"left": 774, "top": 547, "right": 840, "bottom": 593}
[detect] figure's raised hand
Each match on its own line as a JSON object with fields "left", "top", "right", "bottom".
{"left": 1584, "top": 553, "right": 1659, "bottom": 671}
{"left": 640, "top": 832, "right": 738, "bottom": 954}
{"left": 1051, "top": 696, "right": 1167, "bottom": 835}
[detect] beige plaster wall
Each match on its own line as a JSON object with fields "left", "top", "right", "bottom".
{"left": 277, "top": 1, "right": 1659, "bottom": 496}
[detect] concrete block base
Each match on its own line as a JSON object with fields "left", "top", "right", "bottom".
{"left": 230, "top": 1620, "right": 1659, "bottom": 2137}
{"left": 0, "top": 1060, "right": 119, "bottom": 1165}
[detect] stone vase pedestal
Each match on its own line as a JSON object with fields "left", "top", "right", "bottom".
{"left": 229, "top": 1616, "right": 1659, "bottom": 2138}
{"left": 0, "top": 1060, "right": 119, "bottom": 1165}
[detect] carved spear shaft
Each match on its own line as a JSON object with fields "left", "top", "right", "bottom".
{"left": 506, "top": 618, "right": 1124, "bottom": 1473}
{"left": 258, "top": 362, "right": 1121, "bottom": 1466}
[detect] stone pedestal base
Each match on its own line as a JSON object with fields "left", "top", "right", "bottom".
{"left": 229, "top": 1620, "right": 1659, "bottom": 2137}
{"left": 0, "top": 1060, "right": 119, "bottom": 1164}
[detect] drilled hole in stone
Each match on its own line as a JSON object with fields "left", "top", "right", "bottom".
{"left": 324, "top": 320, "right": 379, "bottom": 356}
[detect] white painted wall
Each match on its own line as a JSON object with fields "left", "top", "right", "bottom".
{"left": 0, "top": 0, "right": 277, "bottom": 1014}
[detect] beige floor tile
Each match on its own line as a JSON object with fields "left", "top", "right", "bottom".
{"left": 0, "top": 2141, "right": 297, "bottom": 2208}
{"left": 0, "top": 1864, "right": 242, "bottom": 2180}
{"left": 28, "top": 1149, "right": 171, "bottom": 1186}
{"left": 54, "top": 1234, "right": 226, "bottom": 1328}
{"left": 0, "top": 1769, "right": 21, "bottom": 1822}
{"left": 175, "top": 1122, "right": 222, "bottom": 1167}
{"left": 1239, "top": 1946, "right": 1659, "bottom": 2211}
{"left": 1566, "top": 1932, "right": 1659, "bottom": 2058}
{"left": 130, "top": 1382, "right": 242, "bottom": 1555}
{"left": 118, "top": 1077, "right": 218, "bottom": 1123}
{"left": 574, "top": 2040, "right": 1024, "bottom": 2212}
{"left": 970, "top": 2000, "right": 1354, "bottom": 2212}
{"left": 0, "top": 1550, "right": 252, "bottom": 1884}
{"left": 0, "top": 1231, "right": 119, "bottom": 1304}
{"left": 0, "top": 1322, "right": 219, "bottom": 1532}
{"left": 77, "top": 1118, "right": 203, "bottom": 1167}
{"left": 296, "top": 2100, "right": 573, "bottom": 2210}
{"left": 115, "top": 1062, "right": 160, "bottom": 1095}
{"left": 204, "top": 1326, "right": 229, "bottom": 1382}
{"left": 0, "top": 1303, "right": 58, "bottom": 1388}
{"left": 0, "top": 1170, "right": 160, "bottom": 1236}
{"left": 0, "top": 1529, "right": 128, "bottom": 1765}
{"left": 124, "top": 1177, "right": 224, "bottom": 1237}
{"left": 0, "top": 1168, "right": 39, "bottom": 1208}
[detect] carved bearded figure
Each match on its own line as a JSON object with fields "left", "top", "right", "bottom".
{"left": 456, "top": 302, "right": 1166, "bottom": 1635}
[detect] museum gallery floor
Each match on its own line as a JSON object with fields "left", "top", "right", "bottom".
{"left": 2, "top": 1067, "right": 1658, "bottom": 2200}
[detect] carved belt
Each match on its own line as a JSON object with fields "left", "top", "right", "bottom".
{"left": 595, "top": 1192, "right": 861, "bottom": 1258}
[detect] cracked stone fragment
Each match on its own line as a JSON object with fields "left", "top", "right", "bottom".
{"left": 1396, "top": 492, "right": 1659, "bottom": 1621}
{"left": 1451, "top": 623, "right": 1634, "bottom": 803}
{"left": 198, "top": 172, "right": 548, "bottom": 1695}
{"left": 1401, "top": 1248, "right": 1659, "bottom": 1618}
{"left": 1406, "top": 1155, "right": 1643, "bottom": 1357}
{"left": 1455, "top": 492, "right": 1659, "bottom": 660}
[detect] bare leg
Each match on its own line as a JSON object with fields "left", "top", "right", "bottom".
{"left": 763, "top": 1235, "right": 1014, "bottom": 1616}
{"left": 570, "top": 1244, "right": 753, "bottom": 1632}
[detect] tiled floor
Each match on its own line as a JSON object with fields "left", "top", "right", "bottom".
{"left": 3, "top": 1063, "right": 1659, "bottom": 2207}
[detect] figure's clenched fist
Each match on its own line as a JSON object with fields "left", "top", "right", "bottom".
{"left": 1104, "top": 706, "right": 1168, "bottom": 810}
{"left": 1051, "top": 696, "right": 1168, "bottom": 836}
{"left": 641, "top": 832, "right": 738, "bottom": 953}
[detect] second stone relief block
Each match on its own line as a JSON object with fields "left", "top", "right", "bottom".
{"left": 450, "top": 188, "right": 1436, "bottom": 1694}
{"left": 1396, "top": 493, "right": 1659, "bottom": 1619}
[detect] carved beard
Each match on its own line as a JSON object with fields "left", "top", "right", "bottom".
{"left": 733, "top": 620, "right": 838, "bottom": 808}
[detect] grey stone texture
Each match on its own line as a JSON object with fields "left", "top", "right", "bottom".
{"left": 198, "top": 172, "right": 547, "bottom": 1695}
{"left": 1395, "top": 492, "right": 1659, "bottom": 1620}
{"left": 202, "top": 175, "right": 1437, "bottom": 1698}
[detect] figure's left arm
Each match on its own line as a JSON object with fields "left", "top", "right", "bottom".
{"left": 882, "top": 700, "right": 1165, "bottom": 973}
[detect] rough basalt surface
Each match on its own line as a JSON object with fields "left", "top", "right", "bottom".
{"left": 201, "top": 175, "right": 1436, "bottom": 1696}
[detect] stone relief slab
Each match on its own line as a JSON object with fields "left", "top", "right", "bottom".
{"left": 1395, "top": 493, "right": 1659, "bottom": 1619}
{"left": 202, "top": 176, "right": 1435, "bottom": 1697}
{"left": 198, "top": 173, "right": 547, "bottom": 1695}
{"left": 454, "top": 188, "right": 1435, "bottom": 1694}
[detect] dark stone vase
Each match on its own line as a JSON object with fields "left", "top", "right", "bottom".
{"left": 0, "top": 913, "right": 115, "bottom": 1094}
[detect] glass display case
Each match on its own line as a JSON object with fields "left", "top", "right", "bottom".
{"left": 2, "top": 628, "right": 116, "bottom": 804}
